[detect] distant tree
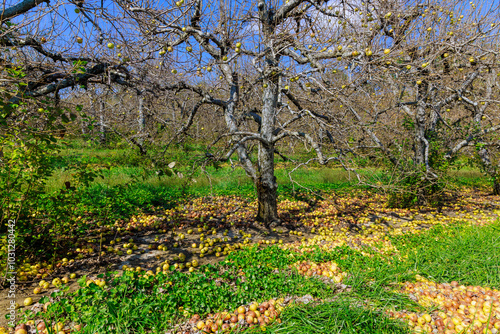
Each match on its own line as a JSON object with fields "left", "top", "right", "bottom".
{"left": 0, "top": 0, "right": 171, "bottom": 224}
{"left": 313, "top": 0, "right": 500, "bottom": 200}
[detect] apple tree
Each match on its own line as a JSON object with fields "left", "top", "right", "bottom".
{"left": 290, "top": 0, "right": 500, "bottom": 203}
{"left": 0, "top": 0, "right": 187, "bottom": 253}
{"left": 316, "top": 1, "right": 500, "bottom": 204}
{"left": 119, "top": 0, "right": 398, "bottom": 225}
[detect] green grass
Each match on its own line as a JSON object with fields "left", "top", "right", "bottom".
{"left": 448, "top": 168, "right": 489, "bottom": 188}
{"left": 44, "top": 162, "right": 356, "bottom": 193}
{"left": 32, "top": 246, "right": 337, "bottom": 334}
{"left": 46, "top": 140, "right": 490, "bottom": 195}
{"left": 394, "top": 222, "right": 500, "bottom": 288}
{"left": 251, "top": 300, "right": 410, "bottom": 334}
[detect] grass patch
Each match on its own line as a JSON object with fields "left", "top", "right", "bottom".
{"left": 33, "top": 246, "right": 336, "bottom": 333}
{"left": 393, "top": 221, "right": 500, "bottom": 288}
{"left": 447, "top": 168, "right": 489, "bottom": 188}
{"left": 335, "top": 221, "right": 500, "bottom": 311}
{"left": 252, "top": 300, "right": 410, "bottom": 334}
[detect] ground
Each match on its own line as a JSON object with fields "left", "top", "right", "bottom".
{"left": 1, "top": 188, "right": 500, "bottom": 333}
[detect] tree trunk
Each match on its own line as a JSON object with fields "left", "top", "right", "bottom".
{"left": 413, "top": 90, "right": 431, "bottom": 205}
{"left": 138, "top": 95, "right": 145, "bottom": 145}
{"left": 256, "top": 135, "right": 278, "bottom": 224}
{"left": 256, "top": 172, "right": 278, "bottom": 224}
{"left": 99, "top": 100, "right": 106, "bottom": 145}
{"left": 477, "top": 145, "right": 500, "bottom": 195}
{"left": 256, "top": 65, "right": 280, "bottom": 224}
{"left": 254, "top": 3, "right": 281, "bottom": 225}
{"left": 414, "top": 102, "right": 427, "bottom": 168}
{"left": 80, "top": 120, "right": 87, "bottom": 135}
{"left": 493, "top": 178, "right": 500, "bottom": 196}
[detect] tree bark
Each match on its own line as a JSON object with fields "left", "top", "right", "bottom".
{"left": 473, "top": 73, "right": 499, "bottom": 196}
{"left": 80, "top": 119, "right": 87, "bottom": 135}
{"left": 138, "top": 95, "right": 145, "bottom": 145}
{"left": 493, "top": 178, "right": 500, "bottom": 196}
{"left": 254, "top": 1, "right": 281, "bottom": 225}
{"left": 256, "top": 64, "right": 280, "bottom": 224}
{"left": 256, "top": 171, "right": 278, "bottom": 224}
{"left": 99, "top": 100, "right": 106, "bottom": 145}
{"left": 477, "top": 144, "right": 500, "bottom": 195}
{"left": 414, "top": 101, "right": 427, "bottom": 169}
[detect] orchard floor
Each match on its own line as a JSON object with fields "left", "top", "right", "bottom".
{"left": 2, "top": 188, "right": 500, "bottom": 333}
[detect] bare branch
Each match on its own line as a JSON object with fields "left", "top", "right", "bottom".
{"left": 1, "top": 0, "right": 48, "bottom": 21}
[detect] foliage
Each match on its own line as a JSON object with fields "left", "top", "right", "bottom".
{"left": 385, "top": 128, "right": 453, "bottom": 208}
{"left": 0, "top": 69, "right": 105, "bottom": 262}
{"left": 34, "top": 245, "right": 336, "bottom": 333}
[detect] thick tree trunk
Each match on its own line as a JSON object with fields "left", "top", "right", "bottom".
{"left": 256, "top": 139, "right": 278, "bottom": 224}
{"left": 256, "top": 171, "right": 278, "bottom": 224}
{"left": 493, "top": 178, "right": 500, "bottom": 196}
{"left": 256, "top": 62, "right": 280, "bottom": 224}
{"left": 256, "top": 139, "right": 279, "bottom": 224}
{"left": 254, "top": 2, "right": 281, "bottom": 225}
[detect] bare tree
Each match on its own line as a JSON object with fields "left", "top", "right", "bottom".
{"left": 118, "top": 0, "right": 389, "bottom": 224}
{"left": 301, "top": 0, "right": 500, "bottom": 200}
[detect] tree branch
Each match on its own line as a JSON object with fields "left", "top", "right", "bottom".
{"left": 1, "top": 0, "right": 48, "bottom": 21}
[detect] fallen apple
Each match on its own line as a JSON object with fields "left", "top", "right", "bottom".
{"left": 37, "top": 322, "right": 46, "bottom": 331}
{"left": 23, "top": 297, "right": 33, "bottom": 306}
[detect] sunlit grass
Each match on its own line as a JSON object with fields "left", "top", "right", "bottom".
{"left": 253, "top": 300, "right": 410, "bottom": 334}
